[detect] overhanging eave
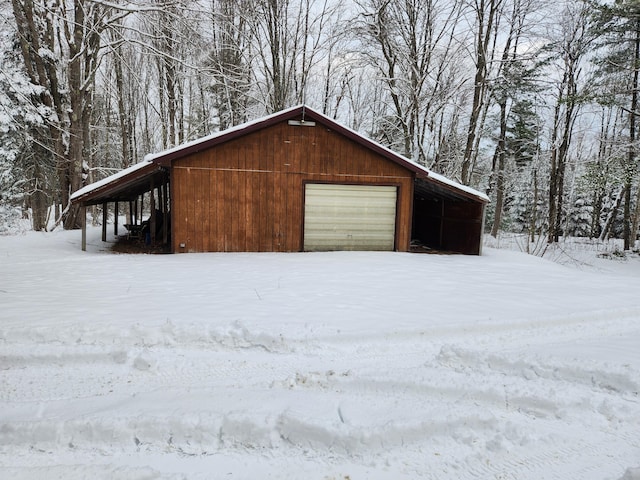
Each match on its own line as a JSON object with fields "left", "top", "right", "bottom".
{"left": 70, "top": 162, "right": 168, "bottom": 207}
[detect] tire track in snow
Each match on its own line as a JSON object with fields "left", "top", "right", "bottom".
{"left": 462, "top": 431, "right": 636, "bottom": 480}
{"left": 267, "top": 338, "right": 640, "bottom": 480}
{"left": 0, "top": 347, "right": 300, "bottom": 403}
{"left": 2, "top": 308, "right": 639, "bottom": 478}
{"left": 311, "top": 306, "right": 640, "bottom": 352}
{"left": 433, "top": 345, "right": 640, "bottom": 397}
{"left": 0, "top": 465, "right": 182, "bottom": 480}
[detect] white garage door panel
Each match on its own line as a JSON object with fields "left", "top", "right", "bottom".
{"left": 304, "top": 184, "right": 397, "bottom": 251}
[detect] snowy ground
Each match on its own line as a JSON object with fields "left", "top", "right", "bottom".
{"left": 1, "top": 228, "right": 639, "bottom": 480}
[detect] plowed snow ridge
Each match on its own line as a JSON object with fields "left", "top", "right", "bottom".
{"left": 0, "top": 229, "right": 639, "bottom": 480}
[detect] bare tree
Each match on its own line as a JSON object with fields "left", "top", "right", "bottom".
{"left": 546, "top": 1, "right": 592, "bottom": 243}
{"left": 460, "top": 0, "right": 505, "bottom": 186}
{"left": 251, "top": 0, "right": 343, "bottom": 114}
{"left": 204, "top": 0, "right": 253, "bottom": 129}
{"left": 7, "top": 0, "right": 181, "bottom": 229}
{"left": 488, "top": 0, "right": 541, "bottom": 237}
{"left": 145, "top": 0, "right": 187, "bottom": 148}
{"left": 354, "top": 0, "right": 469, "bottom": 164}
{"left": 110, "top": 35, "right": 137, "bottom": 168}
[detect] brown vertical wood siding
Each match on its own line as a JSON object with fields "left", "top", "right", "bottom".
{"left": 171, "top": 121, "right": 415, "bottom": 253}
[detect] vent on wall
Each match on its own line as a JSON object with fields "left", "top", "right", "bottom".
{"left": 288, "top": 120, "right": 316, "bottom": 127}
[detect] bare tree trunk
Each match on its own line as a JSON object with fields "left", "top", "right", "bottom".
{"left": 163, "top": 23, "right": 178, "bottom": 147}
{"left": 461, "top": 0, "right": 502, "bottom": 185}
{"left": 113, "top": 37, "right": 134, "bottom": 168}
{"left": 626, "top": 18, "right": 639, "bottom": 249}
{"left": 488, "top": 0, "right": 525, "bottom": 237}
{"left": 490, "top": 100, "right": 507, "bottom": 237}
{"left": 547, "top": 3, "right": 590, "bottom": 243}
{"left": 208, "top": 0, "right": 252, "bottom": 129}
{"left": 253, "top": 0, "right": 338, "bottom": 115}
{"left": 631, "top": 185, "right": 640, "bottom": 249}
{"left": 590, "top": 108, "right": 615, "bottom": 239}
{"left": 63, "top": 1, "right": 85, "bottom": 229}
{"left": 264, "top": 0, "right": 288, "bottom": 112}
{"left": 64, "top": 0, "right": 101, "bottom": 229}
{"left": 600, "top": 186, "right": 625, "bottom": 242}
{"left": 530, "top": 169, "right": 539, "bottom": 242}
{"left": 10, "top": 0, "right": 64, "bottom": 230}
{"left": 30, "top": 160, "right": 49, "bottom": 231}
{"left": 623, "top": 180, "right": 632, "bottom": 249}
{"left": 548, "top": 95, "right": 561, "bottom": 243}
{"left": 551, "top": 91, "right": 576, "bottom": 243}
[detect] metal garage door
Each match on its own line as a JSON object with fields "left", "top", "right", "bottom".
{"left": 303, "top": 183, "right": 397, "bottom": 251}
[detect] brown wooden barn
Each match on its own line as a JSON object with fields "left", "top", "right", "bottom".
{"left": 71, "top": 105, "right": 488, "bottom": 254}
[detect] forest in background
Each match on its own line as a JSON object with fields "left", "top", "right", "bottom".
{"left": 0, "top": 0, "right": 638, "bottom": 250}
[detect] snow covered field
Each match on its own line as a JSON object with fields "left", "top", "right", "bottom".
{"left": 1, "top": 228, "right": 639, "bottom": 480}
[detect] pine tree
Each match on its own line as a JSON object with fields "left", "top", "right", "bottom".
{"left": 507, "top": 99, "right": 540, "bottom": 169}
{"left": 0, "top": 10, "right": 56, "bottom": 231}
{"left": 590, "top": 0, "right": 640, "bottom": 249}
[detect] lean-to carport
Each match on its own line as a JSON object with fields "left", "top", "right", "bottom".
{"left": 70, "top": 161, "right": 170, "bottom": 251}
{"left": 412, "top": 175, "right": 487, "bottom": 255}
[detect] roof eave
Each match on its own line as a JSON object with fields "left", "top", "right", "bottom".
{"left": 150, "top": 106, "right": 306, "bottom": 167}
{"left": 71, "top": 163, "right": 166, "bottom": 206}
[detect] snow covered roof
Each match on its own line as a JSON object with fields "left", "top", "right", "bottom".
{"left": 70, "top": 160, "right": 167, "bottom": 206}
{"left": 72, "top": 105, "right": 488, "bottom": 207}
{"left": 146, "top": 105, "right": 489, "bottom": 204}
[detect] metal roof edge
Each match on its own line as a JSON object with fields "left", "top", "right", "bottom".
{"left": 70, "top": 160, "right": 162, "bottom": 204}
{"left": 146, "top": 105, "right": 306, "bottom": 166}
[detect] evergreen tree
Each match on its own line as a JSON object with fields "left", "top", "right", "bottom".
{"left": 506, "top": 99, "right": 539, "bottom": 169}
{"left": 0, "top": 10, "right": 56, "bottom": 231}
{"left": 590, "top": 0, "right": 640, "bottom": 249}
{"left": 565, "top": 191, "right": 593, "bottom": 237}
{"left": 490, "top": 98, "right": 542, "bottom": 235}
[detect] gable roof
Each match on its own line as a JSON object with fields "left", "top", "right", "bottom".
{"left": 146, "top": 105, "right": 488, "bottom": 203}
{"left": 71, "top": 105, "right": 488, "bottom": 206}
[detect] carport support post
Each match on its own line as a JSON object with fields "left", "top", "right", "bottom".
{"left": 133, "top": 199, "right": 138, "bottom": 224}
{"left": 150, "top": 179, "right": 156, "bottom": 245}
{"left": 439, "top": 200, "right": 445, "bottom": 249}
{"left": 479, "top": 203, "right": 486, "bottom": 255}
{"left": 162, "top": 181, "right": 168, "bottom": 245}
{"left": 101, "top": 202, "right": 107, "bottom": 242}
{"left": 114, "top": 201, "right": 119, "bottom": 236}
{"left": 81, "top": 206, "right": 87, "bottom": 251}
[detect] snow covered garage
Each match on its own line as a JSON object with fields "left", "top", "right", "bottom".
{"left": 72, "top": 105, "right": 488, "bottom": 254}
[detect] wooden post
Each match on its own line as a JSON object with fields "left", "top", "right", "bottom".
{"left": 150, "top": 179, "right": 156, "bottom": 245}
{"left": 134, "top": 198, "right": 138, "bottom": 224}
{"left": 162, "top": 180, "right": 169, "bottom": 245}
{"left": 158, "top": 183, "right": 164, "bottom": 209}
{"left": 439, "top": 200, "right": 445, "bottom": 249}
{"left": 157, "top": 183, "right": 164, "bottom": 245}
{"left": 114, "top": 201, "right": 119, "bottom": 236}
{"left": 479, "top": 203, "right": 486, "bottom": 256}
{"left": 81, "top": 206, "right": 87, "bottom": 251}
{"left": 102, "top": 202, "right": 107, "bottom": 242}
